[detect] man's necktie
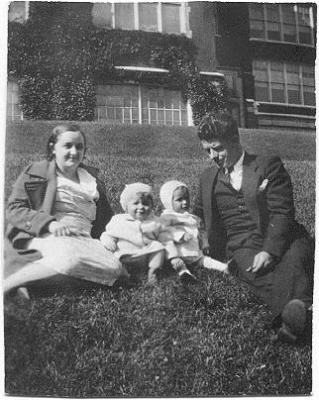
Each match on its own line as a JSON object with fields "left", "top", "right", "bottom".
{"left": 223, "top": 165, "right": 234, "bottom": 183}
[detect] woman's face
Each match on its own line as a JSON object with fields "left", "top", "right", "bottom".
{"left": 53, "top": 131, "right": 85, "bottom": 174}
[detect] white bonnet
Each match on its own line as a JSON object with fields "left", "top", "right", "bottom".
{"left": 120, "top": 182, "right": 153, "bottom": 211}
{"left": 160, "top": 180, "right": 188, "bottom": 210}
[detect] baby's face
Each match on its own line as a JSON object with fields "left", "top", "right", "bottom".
{"left": 126, "top": 193, "right": 153, "bottom": 221}
{"left": 172, "top": 186, "right": 190, "bottom": 213}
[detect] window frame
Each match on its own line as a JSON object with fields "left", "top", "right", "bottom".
{"left": 249, "top": 3, "right": 314, "bottom": 47}
{"left": 253, "top": 60, "right": 315, "bottom": 107}
{"left": 93, "top": 2, "right": 190, "bottom": 36}
{"left": 7, "top": 80, "right": 23, "bottom": 121}
{"left": 95, "top": 83, "right": 189, "bottom": 126}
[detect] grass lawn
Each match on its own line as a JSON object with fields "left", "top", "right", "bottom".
{"left": 4, "top": 121, "right": 315, "bottom": 396}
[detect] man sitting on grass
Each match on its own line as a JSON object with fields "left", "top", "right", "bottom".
{"left": 194, "top": 110, "right": 314, "bottom": 343}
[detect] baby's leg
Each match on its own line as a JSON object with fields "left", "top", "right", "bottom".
{"left": 201, "top": 256, "right": 229, "bottom": 274}
{"left": 170, "top": 257, "right": 197, "bottom": 284}
{"left": 147, "top": 250, "right": 165, "bottom": 285}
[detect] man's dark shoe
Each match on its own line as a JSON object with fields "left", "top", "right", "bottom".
{"left": 277, "top": 299, "right": 307, "bottom": 343}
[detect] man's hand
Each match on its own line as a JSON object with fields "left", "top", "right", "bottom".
{"left": 48, "top": 221, "right": 84, "bottom": 237}
{"left": 246, "top": 251, "right": 274, "bottom": 273}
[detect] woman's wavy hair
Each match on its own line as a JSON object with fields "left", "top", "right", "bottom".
{"left": 198, "top": 111, "right": 239, "bottom": 143}
{"left": 46, "top": 124, "right": 87, "bottom": 161}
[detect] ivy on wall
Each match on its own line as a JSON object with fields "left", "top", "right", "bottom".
{"left": 8, "top": 2, "right": 229, "bottom": 121}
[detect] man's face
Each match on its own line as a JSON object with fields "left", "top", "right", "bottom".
{"left": 201, "top": 139, "right": 242, "bottom": 169}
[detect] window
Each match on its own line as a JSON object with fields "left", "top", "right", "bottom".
{"left": 8, "top": 1, "right": 28, "bottom": 23}
{"left": 270, "top": 62, "right": 285, "bottom": 103}
{"left": 96, "top": 85, "right": 139, "bottom": 124}
{"left": 162, "top": 3, "right": 181, "bottom": 34}
{"left": 91, "top": 2, "right": 188, "bottom": 35}
{"left": 141, "top": 87, "right": 187, "bottom": 125}
{"left": 249, "top": 4, "right": 314, "bottom": 46}
{"left": 253, "top": 60, "right": 315, "bottom": 106}
{"left": 302, "top": 65, "right": 315, "bottom": 106}
{"left": 7, "top": 80, "right": 23, "bottom": 121}
{"left": 253, "top": 60, "right": 269, "bottom": 101}
{"left": 95, "top": 84, "right": 188, "bottom": 126}
{"left": 265, "top": 4, "right": 281, "bottom": 41}
{"left": 92, "top": 3, "right": 112, "bottom": 28}
{"left": 114, "top": 3, "right": 135, "bottom": 30}
{"left": 298, "top": 6, "right": 313, "bottom": 44}
{"left": 139, "top": 3, "right": 158, "bottom": 32}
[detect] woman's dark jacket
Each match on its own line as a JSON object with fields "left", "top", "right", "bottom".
{"left": 5, "top": 160, "right": 113, "bottom": 277}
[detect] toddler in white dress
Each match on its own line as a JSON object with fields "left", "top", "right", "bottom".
{"left": 159, "top": 180, "right": 229, "bottom": 275}
{"left": 100, "top": 183, "right": 166, "bottom": 284}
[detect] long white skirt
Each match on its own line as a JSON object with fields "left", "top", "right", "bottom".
{"left": 26, "top": 234, "right": 128, "bottom": 286}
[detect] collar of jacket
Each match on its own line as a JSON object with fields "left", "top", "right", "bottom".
{"left": 26, "top": 160, "right": 99, "bottom": 179}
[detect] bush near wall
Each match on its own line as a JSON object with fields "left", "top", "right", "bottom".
{"left": 8, "top": 2, "right": 230, "bottom": 121}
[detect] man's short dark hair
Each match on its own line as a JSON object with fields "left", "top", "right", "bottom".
{"left": 198, "top": 111, "right": 239, "bottom": 143}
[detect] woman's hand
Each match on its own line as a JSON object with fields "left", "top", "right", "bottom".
{"left": 48, "top": 221, "right": 84, "bottom": 237}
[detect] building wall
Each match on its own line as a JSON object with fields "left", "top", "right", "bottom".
{"left": 247, "top": 2, "right": 316, "bottom": 129}
{"left": 188, "top": 2, "right": 217, "bottom": 72}
{"left": 8, "top": 2, "right": 316, "bottom": 130}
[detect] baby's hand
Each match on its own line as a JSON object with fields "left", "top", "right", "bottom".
{"left": 100, "top": 233, "right": 117, "bottom": 252}
{"left": 182, "top": 232, "right": 193, "bottom": 242}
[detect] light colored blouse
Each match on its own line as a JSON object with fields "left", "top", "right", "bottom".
{"left": 54, "top": 167, "right": 99, "bottom": 235}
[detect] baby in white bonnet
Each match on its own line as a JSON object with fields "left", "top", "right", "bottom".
{"left": 100, "top": 183, "right": 166, "bottom": 285}
{"left": 159, "top": 180, "right": 229, "bottom": 278}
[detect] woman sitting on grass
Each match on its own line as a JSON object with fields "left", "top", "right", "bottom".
{"left": 4, "top": 124, "right": 129, "bottom": 301}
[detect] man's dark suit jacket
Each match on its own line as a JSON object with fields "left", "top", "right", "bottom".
{"left": 194, "top": 152, "right": 306, "bottom": 261}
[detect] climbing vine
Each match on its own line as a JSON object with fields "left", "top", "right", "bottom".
{"left": 8, "top": 2, "right": 229, "bottom": 121}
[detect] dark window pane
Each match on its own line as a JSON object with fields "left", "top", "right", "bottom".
{"left": 281, "top": 4, "right": 297, "bottom": 24}
{"left": 303, "top": 90, "right": 315, "bottom": 106}
{"left": 249, "top": 4, "right": 264, "bottom": 20}
{"left": 150, "top": 109, "right": 157, "bottom": 123}
{"left": 283, "top": 24, "right": 297, "bottom": 42}
{"left": 115, "top": 3, "right": 134, "bottom": 30}
{"left": 250, "top": 20, "right": 265, "bottom": 39}
{"left": 92, "top": 3, "right": 112, "bottom": 28}
{"left": 132, "top": 108, "right": 139, "bottom": 122}
{"left": 142, "top": 108, "right": 149, "bottom": 123}
{"left": 158, "top": 110, "right": 164, "bottom": 124}
{"left": 165, "top": 110, "right": 172, "bottom": 123}
{"left": 181, "top": 111, "right": 188, "bottom": 125}
{"left": 162, "top": 4, "right": 180, "bottom": 34}
{"left": 266, "top": 4, "right": 280, "bottom": 22}
{"left": 299, "top": 26, "right": 312, "bottom": 44}
{"left": 271, "top": 83, "right": 285, "bottom": 102}
{"left": 255, "top": 84, "right": 269, "bottom": 101}
{"left": 139, "top": 3, "right": 158, "bottom": 32}
{"left": 267, "top": 22, "right": 281, "bottom": 40}
{"left": 173, "top": 111, "right": 180, "bottom": 124}
{"left": 8, "top": 1, "right": 27, "bottom": 23}
{"left": 287, "top": 86, "right": 301, "bottom": 104}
